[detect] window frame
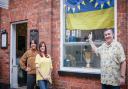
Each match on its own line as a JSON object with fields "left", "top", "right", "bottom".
{"left": 60, "top": 0, "right": 117, "bottom": 74}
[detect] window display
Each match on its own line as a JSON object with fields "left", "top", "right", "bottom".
{"left": 61, "top": 0, "right": 115, "bottom": 74}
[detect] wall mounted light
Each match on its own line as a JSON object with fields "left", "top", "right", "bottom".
{"left": 1, "top": 29, "right": 8, "bottom": 48}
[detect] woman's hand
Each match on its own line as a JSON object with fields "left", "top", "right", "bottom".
{"left": 26, "top": 67, "right": 31, "bottom": 72}
{"left": 44, "top": 75, "right": 50, "bottom": 80}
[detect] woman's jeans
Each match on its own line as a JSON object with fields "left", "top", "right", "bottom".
{"left": 27, "top": 74, "right": 36, "bottom": 89}
{"left": 38, "top": 80, "right": 48, "bottom": 89}
{"left": 102, "top": 84, "right": 120, "bottom": 89}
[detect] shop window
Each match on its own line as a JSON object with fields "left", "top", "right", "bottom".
{"left": 60, "top": 0, "right": 117, "bottom": 74}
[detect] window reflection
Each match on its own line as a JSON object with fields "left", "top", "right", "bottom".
{"left": 63, "top": 45, "right": 101, "bottom": 68}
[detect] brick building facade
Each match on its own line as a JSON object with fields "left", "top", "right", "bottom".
{"left": 0, "top": 0, "right": 127, "bottom": 89}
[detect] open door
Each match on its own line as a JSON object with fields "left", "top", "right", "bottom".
{"left": 16, "top": 23, "right": 27, "bottom": 87}
{"left": 10, "top": 21, "right": 27, "bottom": 88}
{"left": 10, "top": 23, "right": 18, "bottom": 88}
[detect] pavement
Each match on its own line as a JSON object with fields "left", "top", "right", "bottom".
{"left": 17, "top": 86, "right": 27, "bottom": 89}
{"left": 10, "top": 86, "right": 27, "bottom": 89}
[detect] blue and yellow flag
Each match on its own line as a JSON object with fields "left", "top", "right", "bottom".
{"left": 65, "top": 0, "right": 114, "bottom": 30}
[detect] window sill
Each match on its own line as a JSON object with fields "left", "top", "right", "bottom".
{"left": 58, "top": 67, "right": 100, "bottom": 78}
{"left": 58, "top": 70, "right": 100, "bottom": 78}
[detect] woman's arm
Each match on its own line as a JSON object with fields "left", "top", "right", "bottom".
{"left": 19, "top": 51, "right": 28, "bottom": 71}
{"left": 36, "top": 63, "right": 45, "bottom": 79}
{"left": 48, "top": 68, "right": 52, "bottom": 77}
{"left": 48, "top": 58, "right": 53, "bottom": 76}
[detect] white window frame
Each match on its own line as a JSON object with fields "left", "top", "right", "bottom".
{"left": 60, "top": 0, "right": 117, "bottom": 74}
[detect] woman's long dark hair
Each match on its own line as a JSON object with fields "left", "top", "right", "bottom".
{"left": 39, "top": 41, "right": 49, "bottom": 58}
{"left": 30, "top": 39, "right": 38, "bottom": 49}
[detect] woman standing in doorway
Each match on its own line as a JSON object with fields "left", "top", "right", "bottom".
{"left": 20, "top": 39, "right": 38, "bottom": 89}
{"left": 35, "top": 41, "right": 53, "bottom": 89}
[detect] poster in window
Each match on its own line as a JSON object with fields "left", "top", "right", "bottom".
{"left": 1, "top": 32, "right": 7, "bottom": 48}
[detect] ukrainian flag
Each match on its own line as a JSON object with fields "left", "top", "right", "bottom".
{"left": 65, "top": 0, "right": 114, "bottom": 30}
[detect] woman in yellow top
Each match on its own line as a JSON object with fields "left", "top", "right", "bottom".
{"left": 35, "top": 41, "right": 53, "bottom": 89}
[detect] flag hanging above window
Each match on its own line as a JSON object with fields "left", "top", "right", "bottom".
{"left": 65, "top": 0, "right": 86, "bottom": 13}
{"left": 65, "top": 0, "right": 114, "bottom": 30}
{"left": 65, "top": 0, "right": 112, "bottom": 13}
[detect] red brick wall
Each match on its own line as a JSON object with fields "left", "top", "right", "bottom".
{"left": 127, "top": 0, "right": 128, "bottom": 88}
{"left": 0, "top": 7, "right": 10, "bottom": 84}
{"left": 0, "top": 0, "right": 127, "bottom": 89}
{"left": 52, "top": 0, "right": 128, "bottom": 89}
{"left": 117, "top": 0, "right": 128, "bottom": 88}
{"left": 0, "top": 8, "right": 1, "bottom": 58}
{"left": 0, "top": 0, "right": 52, "bottom": 84}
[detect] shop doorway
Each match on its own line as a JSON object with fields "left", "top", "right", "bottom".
{"left": 10, "top": 21, "right": 27, "bottom": 88}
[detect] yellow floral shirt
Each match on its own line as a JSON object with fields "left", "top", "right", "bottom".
{"left": 35, "top": 54, "right": 53, "bottom": 83}
{"left": 96, "top": 40, "right": 125, "bottom": 86}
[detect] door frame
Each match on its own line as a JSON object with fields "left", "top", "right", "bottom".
{"left": 10, "top": 20, "right": 27, "bottom": 88}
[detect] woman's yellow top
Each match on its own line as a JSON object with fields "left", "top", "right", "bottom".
{"left": 35, "top": 54, "right": 53, "bottom": 83}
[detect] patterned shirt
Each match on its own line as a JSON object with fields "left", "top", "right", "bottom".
{"left": 96, "top": 40, "right": 125, "bottom": 86}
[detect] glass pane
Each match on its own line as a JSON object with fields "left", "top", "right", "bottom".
{"left": 63, "top": 45, "right": 83, "bottom": 67}
{"left": 65, "top": 29, "right": 106, "bottom": 42}
{"left": 62, "top": 0, "right": 115, "bottom": 72}
{"left": 63, "top": 45, "right": 100, "bottom": 68}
